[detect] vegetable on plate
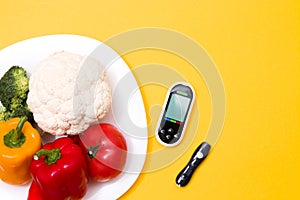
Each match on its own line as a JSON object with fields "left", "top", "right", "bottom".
{"left": 30, "top": 137, "right": 88, "bottom": 200}
{"left": 72, "top": 123, "right": 127, "bottom": 182}
{"left": 27, "top": 51, "right": 112, "bottom": 135}
{"left": 27, "top": 180, "right": 43, "bottom": 200}
{"left": 0, "top": 116, "right": 41, "bottom": 185}
{"left": 0, "top": 66, "right": 33, "bottom": 122}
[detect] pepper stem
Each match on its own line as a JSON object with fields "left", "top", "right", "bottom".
{"left": 3, "top": 116, "right": 27, "bottom": 148}
{"left": 34, "top": 149, "right": 62, "bottom": 165}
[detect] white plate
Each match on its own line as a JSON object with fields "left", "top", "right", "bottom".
{"left": 0, "top": 34, "right": 148, "bottom": 200}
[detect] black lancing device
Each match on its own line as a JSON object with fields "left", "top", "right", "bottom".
{"left": 176, "top": 141, "right": 211, "bottom": 187}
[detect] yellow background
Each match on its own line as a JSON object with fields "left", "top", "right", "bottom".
{"left": 0, "top": 0, "right": 299, "bottom": 199}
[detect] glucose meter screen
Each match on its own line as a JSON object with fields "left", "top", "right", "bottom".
{"left": 165, "top": 93, "right": 191, "bottom": 122}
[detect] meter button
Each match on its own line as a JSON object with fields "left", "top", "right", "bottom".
{"left": 167, "top": 128, "right": 174, "bottom": 134}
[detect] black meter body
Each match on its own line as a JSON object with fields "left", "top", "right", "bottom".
{"left": 156, "top": 82, "right": 195, "bottom": 147}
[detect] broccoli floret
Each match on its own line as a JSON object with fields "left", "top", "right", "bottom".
{"left": 0, "top": 103, "right": 8, "bottom": 121}
{"left": 0, "top": 66, "right": 29, "bottom": 110}
{"left": 9, "top": 104, "right": 34, "bottom": 123}
{"left": 0, "top": 103, "right": 33, "bottom": 123}
{"left": 0, "top": 66, "right": 33, "bottom": 123}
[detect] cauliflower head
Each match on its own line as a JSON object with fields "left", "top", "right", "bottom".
{"left": 27, "top": 51, "right": 112, "bottom": 135}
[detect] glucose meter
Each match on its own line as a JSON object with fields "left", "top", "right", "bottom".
{"left": 156, "top": 82, "right": 195, "bottom": 147}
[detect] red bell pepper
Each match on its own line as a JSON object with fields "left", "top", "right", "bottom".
{"left": 27, "top": 181, "right": 43, "bottom": 200}
{"left": 30, "top": 137, "right": 88, "bottom": 200}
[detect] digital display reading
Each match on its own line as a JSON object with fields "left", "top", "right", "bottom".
{"left": 165, "top": 93, "right": 191, "bottom": 122}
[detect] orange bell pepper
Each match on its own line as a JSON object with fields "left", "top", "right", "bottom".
{"left": 0, "top": 117, "right": 41, "bottom": 185}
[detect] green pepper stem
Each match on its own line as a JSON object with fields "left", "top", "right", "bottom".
{"left": 11, "top": 116, "right": 27, "bottom": 142}
{"left": 3, "top": 116, "right": 27, "bottom": 148}
{"left": 34, "top": 149, "right": 62, "bottom": 165}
